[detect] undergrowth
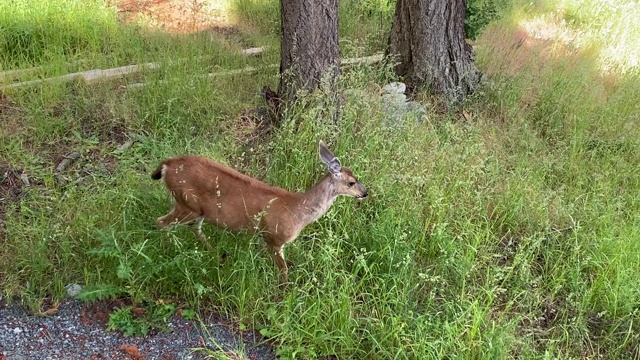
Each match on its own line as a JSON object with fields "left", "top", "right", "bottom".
{"left": 1, "top": 0, "right": 639, "bottom": 358}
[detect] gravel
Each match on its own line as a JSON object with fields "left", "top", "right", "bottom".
{"left": 0, "top": 299, "right": 276, "bottom": 359}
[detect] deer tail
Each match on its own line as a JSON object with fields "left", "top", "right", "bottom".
{"left": 151, "top": 162, "right": 165, "bottom": 180}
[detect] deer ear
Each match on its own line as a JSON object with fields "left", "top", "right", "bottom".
{"left": 319, "top": 141, "right": 342, "bottom": 176}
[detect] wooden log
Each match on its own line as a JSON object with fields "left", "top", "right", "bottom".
{"left": 0, "top": 63, "right": 159, "bottom": 90}
{"left": 0, "top": 72, "right": 83, "bottom": 90}
{"left": 81, "top": 63, "right": 160, "bottom": 85}
{"left": 240, "top": 47, "right": 265, "bottom": 56}
{"left": 2, "top": 51, "right": 383, "bottom": 91}
{"left": 341, "top": 53, "right": 384, "bottom": 66}
{"left": 0, "top": 59, "right": 86, "bottom": 84}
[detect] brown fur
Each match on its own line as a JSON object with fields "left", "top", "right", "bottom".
{"left": 152, "top": 143, "right": 367, "bottom": 283}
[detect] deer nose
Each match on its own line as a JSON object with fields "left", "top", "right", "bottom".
{"left": 360, "top": 191, "right": 369, "bottom": 199}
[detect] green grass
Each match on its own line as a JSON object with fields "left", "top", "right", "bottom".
{"left": 2, "top": 0, "right": 639, "bottom": 358}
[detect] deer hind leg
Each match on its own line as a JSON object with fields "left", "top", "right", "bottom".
{"left": 265, "top": 240, "right": 289, "bottom": 284}
{"left": 193, "top": 217, "right": 213, "bottom": 250}
{"left": 158, "top": 205, "right": 197, "bottom": 228}
{"left": 157, "top": 205, "right": 211, "bottom": 249}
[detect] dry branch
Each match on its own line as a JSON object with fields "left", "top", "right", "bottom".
{"left": 1, "top": 72, "right": 84, "bottom": 90}
{"left": 1, "top": 48, "right": 267, "bottom": 90}
{"left": 55, "top": 152, "right": 81, "bottom": 173}
{"left": 114, "top": 139, "right": 134, "bottom": 154}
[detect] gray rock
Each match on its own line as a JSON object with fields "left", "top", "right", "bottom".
{"left": 382, "top": 82, "right": 406, "bottom": 94}
{"left": 406, "top": 101, "right": 427, "bottom": 120}
{"left": 65, "top": 283, "right": 83, "bottom": 298}
{"left": 380, "top": 91, "right": 426, "bottom": 124}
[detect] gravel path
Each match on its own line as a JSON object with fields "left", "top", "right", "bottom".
{"left": 0, "top": 299, "right": 276, "bottom": 359}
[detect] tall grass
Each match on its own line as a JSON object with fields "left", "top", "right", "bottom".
{"left": 1, "top": 0, "right": 639, "bottom": 358}
{"left": 0, "top": 0, "right": 138, "bottom": 69}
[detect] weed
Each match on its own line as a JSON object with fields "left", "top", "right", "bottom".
{"left": 106, "top": 302, "right": 176, "bottom": 337}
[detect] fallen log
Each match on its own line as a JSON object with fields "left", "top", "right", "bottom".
{"left": 0, "top": 59, "right": 86, "bottom": 84}
{"left": 0, "top": 63, "right": 160, "bottom": 90}
{"left": 0, "top": 47, "right": 267, "bottom": 90}
{"left": 2, "top": 51, "right": 382, "bottom": 91}
{"left": 123, "top": 54, "right": 383, "bottom": 90}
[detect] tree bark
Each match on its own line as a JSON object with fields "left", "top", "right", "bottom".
{"left": 388, "top": 0, "right": 481, "bottom": 106}
{"left": 279, "top": 0, "right": 340, "bottom": 103}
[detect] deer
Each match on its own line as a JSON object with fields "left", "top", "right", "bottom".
{"left": 151, "top": 141, "right": 368, "bottom": 283}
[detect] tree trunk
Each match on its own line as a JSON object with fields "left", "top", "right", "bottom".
{"left": 388, "top": 0, "right": 481, "bottom": 106}
{"left": 279, "top": 0, "right": 340, "bottom": 103}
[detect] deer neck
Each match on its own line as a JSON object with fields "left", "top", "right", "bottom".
{"left": 295, "top": 175, "right": 338, "bottom": 227}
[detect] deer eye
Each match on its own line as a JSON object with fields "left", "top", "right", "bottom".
{"left": 348, "top": 181, "right": 356, "bottom": 187}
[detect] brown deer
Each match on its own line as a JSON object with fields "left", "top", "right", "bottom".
{"left": 151, "top": 141, "right": 368, "bottom": 282}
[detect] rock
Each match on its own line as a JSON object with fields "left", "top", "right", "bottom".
{"left": 382, "top": 82, "right": 406, "bottom": 94}
{"left": 406, "top": 101, "right": 427, "bottom": 120}
{"left": 380, "top": 82, "right": 426, "bottom": 124}
{"left": 65, "top": 283, "right": 83, "bottom": 298}
{"left": 13, "top": 327, "right": 22, "bottom": 334}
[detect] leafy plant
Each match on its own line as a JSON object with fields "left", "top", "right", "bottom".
{"left": 76, "top": 284, "right": 127, "bottom": 302}
{"left": 465, "top": 0, "right": 509, "bottom": 39}
{"left": 107, "top": 302, "right": 177, "bottom": 337}
{"left": 181, "top": 308, "right": 196, "bottom": 321}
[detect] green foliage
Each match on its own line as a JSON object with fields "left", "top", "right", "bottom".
{"left": 181, "top": 308, "right": 197, "bottom": 321}
{"left": 106, "top": 302, "right": 176, "bottom": 337}
{"left": 0, "top": 0, "right": 133, "bottom": 67}
{"left": 76, "top": 284, "right": 127, "bottom": 302}
{"left": 465, "top": 0, "right": 510, "bottom": 40}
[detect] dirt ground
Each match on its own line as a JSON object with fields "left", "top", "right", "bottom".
{"left": 112, "top": 0, "right": 233, "bottom": 34}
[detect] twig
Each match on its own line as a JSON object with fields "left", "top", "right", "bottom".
{"left": 114, "top": 139, "right": 134, "bottom": 154}
{"left": 56, "top": 152, "right": 80, "bottom": 173}
{"left": 19, "top": 172, "right": 30, "bottom": 187}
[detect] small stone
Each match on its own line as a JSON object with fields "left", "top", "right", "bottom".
{"left": 65, "top": 283, "right": 83, "bottom": 297}
{"left": 13, "top": 327, "right": 22, "bottom": 334}
{"left": 382, "top": 82, "right": 406, "bottom": 94}
{"left": 381, "top": 93, "right": 409, "bottom": 124}
{"left": 406, "top": 101, "right": 427, "bottom": 121}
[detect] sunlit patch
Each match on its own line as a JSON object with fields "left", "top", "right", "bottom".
{"left": 599, "top": 36, "right": 639, "bottom": 74}
{"left": 111, "top": 0, "right": 235, "bottom": 34}
{"left": 517, "top": 1, "right": 640, "bottom": 75}
{"left": 520, "top": 16, "right": 577, "bottom": 45}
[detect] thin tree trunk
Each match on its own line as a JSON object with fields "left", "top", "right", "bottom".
{"left": 388, "top": 0, "right": 481, "bottom": 106}
{"left": 279, "top": 0, "right": 340, "bottom": 103}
